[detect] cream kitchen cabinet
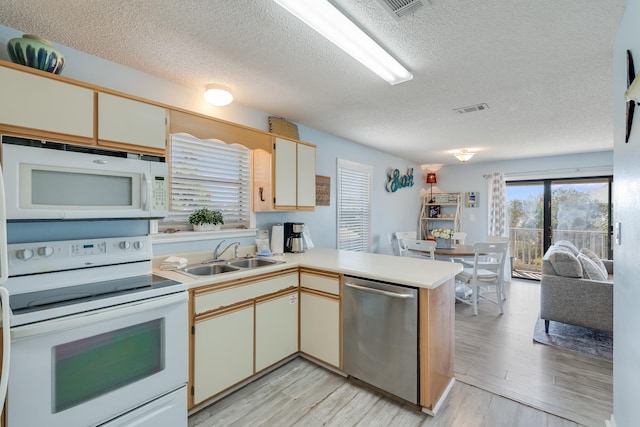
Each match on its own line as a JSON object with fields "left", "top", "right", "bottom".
{"left": 97, "top": 92, "right": 167, "bottom": 154}
{"left": 190, "top": 269, "right": 298, "bottom": 408}
{"left": 193, "top": 302, "right": 253, "bottom": 405}
{"left": 255, "top": 289, "right": 298, "bottom": 372}
{"left": 299, "top": 269, "right": 341, "bottom": 368}
{"left": 253, "top": 136, "right": 316, "bottom": 211}
{"left": 0, "top": 64, "right": 94, "bottom": 142}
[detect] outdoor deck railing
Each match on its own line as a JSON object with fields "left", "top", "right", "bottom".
{"left": 509, "top": 228, "right": 610, "bottom": 271}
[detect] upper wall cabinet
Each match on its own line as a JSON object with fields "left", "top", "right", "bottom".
{"left": 0, "top": 65, "right": 94, "bottom": 143}
{"left": 254, "top": 137, "right": 316, "bottom": 212}
{"left": 98, "top": 93, "right": 167, "bottom": 154}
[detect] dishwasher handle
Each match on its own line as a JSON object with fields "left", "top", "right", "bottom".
{"left": 344, "top": 282, "right": 415, "bottom": 299}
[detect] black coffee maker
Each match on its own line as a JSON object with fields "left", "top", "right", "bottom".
{"left": 284, "top": 222, "right": 305, "bottom": 253}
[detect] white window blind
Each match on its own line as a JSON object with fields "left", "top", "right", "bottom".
{"left": 164, "top": 133, "right": 251, "bottom": 229}
{"left": 337, "top": 159, "right": 372, "bottom": 252}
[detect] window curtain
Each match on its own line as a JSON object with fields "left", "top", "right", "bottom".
{"left": 488, "top": 172, "right": 511, "bottom": 282}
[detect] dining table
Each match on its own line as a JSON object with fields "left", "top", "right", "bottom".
{"left": 434, "top": 243, "right": 475, "bottom": 257}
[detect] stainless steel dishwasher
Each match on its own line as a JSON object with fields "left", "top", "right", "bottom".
{"left": 342, "top": 275, "right": 419, "bottom": 404}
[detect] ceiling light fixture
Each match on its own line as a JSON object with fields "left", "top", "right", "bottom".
{"left": 454, "top": 149, "right": 475, "bottom": 162}
{"left": 204, "top": 84, "right": 233, "bottom": 106}
{"left": 272, "top": 0, "right": 413, "bottom": 85}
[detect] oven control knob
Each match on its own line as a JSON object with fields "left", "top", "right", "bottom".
{"left": 37, "top": 246, "right": 54, "bottom": 257}
{"left": 16, "top": 249, "right": 34, "bottom": 260}
{"left": 119, "top": 241, "right": 131, "bottom": 250}
{"left": 133, "top": 241, "right": 144, "bottom": 250}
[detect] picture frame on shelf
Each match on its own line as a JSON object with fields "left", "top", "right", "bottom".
{"left": 428, "top": 205, "right": 441, "bottom": 218}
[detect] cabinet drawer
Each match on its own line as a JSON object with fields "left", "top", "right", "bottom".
{"left": 195, "top": 272, "right": 298, "bottom": 314}
{"left": 300, "top": 270, "right": 340, "bottom": 295}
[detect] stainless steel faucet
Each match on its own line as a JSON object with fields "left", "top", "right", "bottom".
{"left": 213, "top": 240, "right": 240, "bottom": 261}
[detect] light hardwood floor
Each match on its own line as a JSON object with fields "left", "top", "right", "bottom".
{"left": 189, "top": 279, "right": 612, "bottom": 427}
{"left": 455, "top": 278, "right": 612, "bottom": 427}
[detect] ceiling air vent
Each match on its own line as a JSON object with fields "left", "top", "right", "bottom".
{"left": 453, "top": 103, "right": 490, "bottom": 114}
{"left": 376, "top": 0, "right": 426, "bottom": 20}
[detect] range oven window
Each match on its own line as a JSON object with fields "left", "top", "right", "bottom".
{"left": 53, "top": 318, "right": 165, "bottom": 413}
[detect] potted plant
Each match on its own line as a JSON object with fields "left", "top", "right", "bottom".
{"left": 188, "top": 208, "right": 224, "bottom": 231}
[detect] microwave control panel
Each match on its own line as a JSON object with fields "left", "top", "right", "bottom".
{"left": 152, "top": 175, "right": 168, "bottom": 211}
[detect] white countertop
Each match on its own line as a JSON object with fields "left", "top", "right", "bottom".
{"left": 156, "top": 247, "right": 462, "bottom": 290}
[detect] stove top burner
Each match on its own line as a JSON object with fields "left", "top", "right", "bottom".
{"left": 10, "top": 274, "right": 181, "bottom": 315}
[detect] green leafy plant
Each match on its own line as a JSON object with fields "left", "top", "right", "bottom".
{"left": 188, "top": 208, "right": 224, "bottom": 226}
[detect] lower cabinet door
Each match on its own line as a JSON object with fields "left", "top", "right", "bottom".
{"left": 255, "top": 290, "right": 299, "bottom": 372}
{"left": 300, "top": 291, "right": 340, "bottom": 368}
{"left": 193, "top": 303, "right": 253, "bottom": 405}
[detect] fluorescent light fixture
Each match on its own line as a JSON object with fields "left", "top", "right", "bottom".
{"left": 204, "top": 84, "right": 233, "bottom": 106}
{"left": 273, "top": 0, "right": 413, "bottom": 85}
{"left": 454, "top": 149, "right": 475, "bottom": 162}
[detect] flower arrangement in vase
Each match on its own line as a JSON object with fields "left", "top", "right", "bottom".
{"left": 431, "top": 228, "right": 454, "bottom": 239}
{"left": 431, "top": 228, "right": 454, "bottom": 248}
{"left": 188, "top": 208, "right": 224, "bottom": 231}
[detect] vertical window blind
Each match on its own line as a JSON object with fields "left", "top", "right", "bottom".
{"left": 164, "top": 133, "right": 251, "bottom": 229}
{"left": 337, "top": 159, "right": 372, "bottom": 252}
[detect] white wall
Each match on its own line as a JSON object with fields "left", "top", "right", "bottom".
{"left": 613, "top": 1, "right": 640, "bottom": 426}
{"left": 426, "top": 151, "right": 613, "bottom": 245}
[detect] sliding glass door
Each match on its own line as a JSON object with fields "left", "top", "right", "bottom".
{"left": 507, "top": 176, "right": 612, "bottom": 277}
{"left": 551, "top": 178, "right": 612, "bottom": 259}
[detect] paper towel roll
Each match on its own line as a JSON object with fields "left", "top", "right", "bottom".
{"left": 271, "top": 224, "right": 284, "bottom": 254}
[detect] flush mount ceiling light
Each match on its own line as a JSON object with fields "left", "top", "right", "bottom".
{"left": 454, "top": 149, "right": 475, "bottom": 162}
{"left": 204, "top": 84, "right": 233, "bottom": 106}
{"left": 272, "top": 0, "right": 413, "bottom": 85}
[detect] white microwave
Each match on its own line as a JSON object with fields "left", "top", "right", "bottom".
{"left": 1, "top": 137, "right": 169, "bottom": 220}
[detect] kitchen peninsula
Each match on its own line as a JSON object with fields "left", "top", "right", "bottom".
{"left": 156, "top": 247, "right": 462, "bottom": 416}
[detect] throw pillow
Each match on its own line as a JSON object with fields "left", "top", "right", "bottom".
{"left": 555, "top": 240, "right": 579, "bottom": 256}
{"left": 548, "top": 249, "right": 582, "bottom": 278}
{"left": 580, "top": 248, "right": 608, "bottom": 277}
{"left": 578, "top": 253, "right": 607, "bottom": 281}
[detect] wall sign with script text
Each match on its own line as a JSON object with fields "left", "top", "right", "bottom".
{"left": 386, "top": 168, "right": 414, "bottom": 192}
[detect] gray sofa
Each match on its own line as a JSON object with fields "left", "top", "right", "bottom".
{"left": 540, "top": 241, "right": 613, "bottom": 333}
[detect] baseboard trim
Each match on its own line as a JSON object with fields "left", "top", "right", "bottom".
{"left": 422, "top": 377, "right": 456, "bottom": 416}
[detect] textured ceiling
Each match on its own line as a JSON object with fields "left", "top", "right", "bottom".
{"left": 0, "top": 0, "right": 627, "bottom": 165}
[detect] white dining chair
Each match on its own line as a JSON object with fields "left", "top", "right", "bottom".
{"left": 452, "top": 231, "right": 467, "bottom": 244}
{"left": 394, "top": 231, "right": 417, "bottom": 256}
{"left": 487, "top": 235, "right": 509, "bottom": 243}
{"left": 454, "top": 242, "right": 508, "bottom": 315}
{"left": 403, "top": 239, "right": 436, "bottom": 260}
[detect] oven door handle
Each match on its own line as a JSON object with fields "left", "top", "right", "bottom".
{"left": 11, "top": 292, "right": 187, "bottom": 340}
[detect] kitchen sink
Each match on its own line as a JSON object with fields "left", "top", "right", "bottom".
{"left": 227, "top": 258, "right": 283, "bottom": 268}
{"left": 180, "top": 257, "right": 284, "bottom": 277}
{"left": 182, "top": 263, "right": 241, "bottom": 276}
